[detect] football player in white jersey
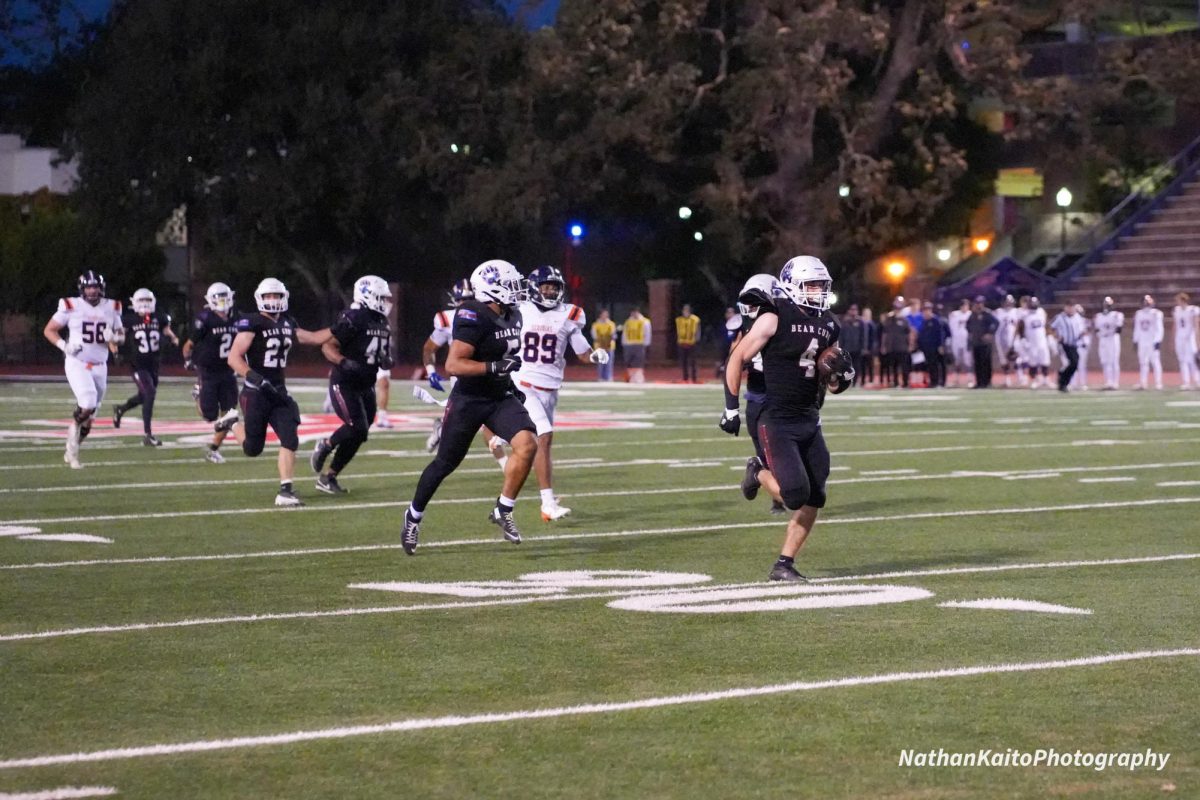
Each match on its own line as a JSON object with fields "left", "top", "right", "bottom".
{"left": 1093, "top": 296, "right": 1124, "bottom": 390}
{"left": 992, "top": 295, "right": 1018, "bottom": 387}
{"left": 1021, "top": 297, "right": 1051, "bottom": 388}
{"left": 947, "top": 298, "right": 973, "bottom": 387}
{"left": 41, "top": 271, "right": 126, "bottom": 468}
{"left": 1134, "top": 294, "right": 1165, "bottom": 390}
{"left": 1172, "top": 292, "right": 1200, "bottom": 389}
{"left": 515, "top": 265, "right": 609, "bottom": 521}
{"left": 1071, "top": 305, "right": 1093, "bottom": 391}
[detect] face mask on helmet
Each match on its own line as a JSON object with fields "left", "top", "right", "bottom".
{"left": 528, "top": 266, "right": 565, "bottom": 309}
{"left": 470, "top": 260, "right": 527, "bottom": 307}
{"left": 353, "top": 275, "right": 393, "bottom": 316}
{"left": 254, "top": 278, "right": 289, "bottom": 314}
{"left": 779, "top": 256, "right": 833, "bottom": 312}
{"left": 78, "top": 271, "right": 106, "bottom": 306}
{"left": 448, "top": 279, "right": 474, "bottom": 307}
{"left": 131, "top": 289, "right": 156, "bottom": 315}
{"left": 737, "top": 274, "right": 779, "bottom": 319}
{"left": 206, "top": 282, "right": 234, "bottom": 313}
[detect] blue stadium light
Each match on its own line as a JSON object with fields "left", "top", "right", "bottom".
{"left": 569, "top": 223, "right": 584, "bottom": 238}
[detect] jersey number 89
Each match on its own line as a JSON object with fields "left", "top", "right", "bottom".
{"left": 523, "top": 332, "right": 558, "bottom": 365}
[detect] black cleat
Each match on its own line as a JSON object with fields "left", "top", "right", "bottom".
{"left": 142, "top": 434, "right": 162, "bottom": 447}
{"left": 489, "top": 506, "right": 522, "bottom": 544}
{"left": 741, "top": 457, "right": 763, "bottom": 501}
{"left": 214, "top": 408, "right": 239, "bottom": 434}
{"left": 315, "top": 473, "right": 347, "bottom": 494}
{"left": 310, "top": 438, "right": 333, "bottom": 474}
{"left": 769, "top": 500, "right": 786, "bottom": 515}
{"left": 402, "top": 508, "right": 421, "bottom": 555}
{"left": 767, "top": 563, "right": 809, "bottom": 583}
{"left": 112, "top": 404, "right": 125, "bottom": 429}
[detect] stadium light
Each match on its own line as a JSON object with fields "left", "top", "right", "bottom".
{"left": 450, "top": 143, "right": 459, "bottom": 153}
{"left": 693, "top": 231, "right": 704, "bottom": 242}
{"left": 936, "top": 248, "right": 952, "bottom": 262}
{"left": 1056, "top": 187, "right": 1073, "bottom": 256}
{"left": 973, "top": 237, "right": 991, "bottom": 254}
{"left": 569, "top": 222, "right": 585, "bottom": 239}
{"left": 838, "top": 184, "right": 850, "bottom": 198}
{"left": 678, "top": 206, "right": 693, "bottom": 220}
{"left": 885, "top": 260, "right": 908, "bottom": 280}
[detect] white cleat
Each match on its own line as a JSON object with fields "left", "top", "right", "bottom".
{"left": 541, "top": 504, "right": 572, "bottom": 522}
{"left": 205, "top": 448, "right": 226, "bottom": 464}
{"left": 63, "top": 451, "right": 82, "bottom": 469}
{"left": 426, "top": 419, "right": 443, "bottom": 452}
{"left": 64, "top": 422, "right": 82, "bottom": 468}
{"left": 375, "top": 416, "right": 394, "bottom": 429}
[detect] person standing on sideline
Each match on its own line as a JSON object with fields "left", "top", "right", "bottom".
{"left": 839, "top": 304, "right": 867, "bottom": 387}
{"left": 183, "top": 282, "right": 242, "bottom": 462}
{"left": 112, "top": 288, "right": 179, "bottom": 446}
{"left": 1023, "top": 297, "right": 1052, "bottom": 388}
{"left": 993, "top": 295, "right": 1019, "bottom": 387}
{"left": 720, "top": 256, "right": 853, "bottom": 582}
{"left": 1172, "top": 292, "right": 1200, "bottom": 389}
{"left": 1133, "top": 294, "right": 1165, "bottom": 390}
{"left": 1049, "top": 302, "right": 1086, "bottom": 393}
{"left": 861, "top": 307, "right": 879, "bottom": 385}
{"left": 621, "top": 307, "right": 651, "bottom": 383}
{"left": 947, "top": 298, "right": 973, "bottom": 387}
{"left": 401, "top": 260, "right": 538, "bottom": 554}
{"left": 1071, "top": 305, "right": 1093, "bottom": 391}
{"left": 966, "top": 296, "right": 998, "bottom": 389}
{"left": 590, "top": 309, "right": 617, "bottom": 381}
{"left": 227, "top": 278, "right": 331, "bottom": 507}
{"left": 880, "top": 298, "right": 912, "bottom": 388}
{"left": 916, "top": 301, "right": 950, "bottom": 388}
{"left": 1094, "top": 296, "right": 1124, "bottom": 390}
{"left": 675, "top": 304, "right": 701, "bottom": 382}
{"left": 42, "top": 271, "right": 126, "bottom": 469}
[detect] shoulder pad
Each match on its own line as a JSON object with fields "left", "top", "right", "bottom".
{"left": 567, "top": 305, "right": 583, "bottom": 323}
{"left": 113, "top": 300, "right": 122, "bottom": 312}
{"left": 59, "top": 298, "right": 73, "bottom": 311}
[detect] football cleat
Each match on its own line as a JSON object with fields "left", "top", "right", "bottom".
{"left": 426, "top": 419, "right": 443, "bottom": 452}
{"left": 205, "top": 448, "right": 226, "bottom": 464}
{"left": 63, "top": 451, "right": 82, "bottom": 469}
{"left": 375, "top": 416, "right": 394, "bottom": 429}
{"left": 310, "top": 438, "right": 333, "bottom": 474}
{"left": 112, "top": 404, "right": 125, "bottom": 429}
{"left": 541, "top": 504, "right": 571, "bottom": 521}
{"left": 769, "top": 499, "right": 787, "bottom": 515}
{"left": 767, "top": 563, "right": 809, "bottom": 583}
{"left": 65, "top": 422, "right": 81, "bottom": 461}
{"left": 274, "top": 487, "right": 304, "bottom": 508}
{"left": 315, "top": 473, "right": 347, "bottom": 495}
{"left": 741, "top": 457, "right": 763, "bottom": 501}
{"left": 214, "top": 408, "right": 239, "bottom": 434}
{"left": 490, "top": 506, "right": 522, "bottom": 544}
{"left": 401, "top": 508, "right": 421, "bottom": 555}
{"left": 143, "top": 434, "right": 163, "bottom": 447}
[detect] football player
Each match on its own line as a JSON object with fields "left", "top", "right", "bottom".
{"left": 182, "top": 282, "right": 242, "bottom": 462}
{"left": 402, "top": 259, "right": 537, "bottom": 554}
{"left": 310, "top": 275, "right": 393, "bottom": 494}
{"left": 1133, "top": 294, "right": 1164, "bottom": 390}
{"left": 515, "top": 265, "right": 609, "bottom": 521}
{"left": 112, "top": 288, "right": 179, "bottom": 446}
{"left": 993, "top": 295, "right": 1018, "bottom": 387}
{"left": 1172, "top": 292, "right": 1199, "bottom": 389}
{"left": 420, "top": 278, "right": 508, "bottom": 466}
{"left": 947, "top": 297, "right": 973, "bottom": 388}
{"left": 1094, "top": 296, "right": 1124, "bottom": 390}
{"left": 227, "top": 278, "right": 331, "bottom": 506}
{"left": 42, "top": 271, "right": 125, "bottom": 468}
{"left": 1022, "top": 297, "right": 1051, "bottom": 388}
{"left": 1071, "top": 305, "right": 1093, "bottom": 391}
{"left": 720, "top": 256, "right": 852, "bottom": 582}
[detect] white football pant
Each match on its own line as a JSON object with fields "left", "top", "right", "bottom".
{"left": 64, "top": 357, "right": 108, "bottom": 410}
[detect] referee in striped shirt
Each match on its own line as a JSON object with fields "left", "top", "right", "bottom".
{"left": 1050, "top": 302, "right": 1087, "bottom": 393}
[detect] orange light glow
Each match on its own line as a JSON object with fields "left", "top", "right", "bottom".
{"left": 973, "top": 237, "right": 991, "bottom": 254}
{"left": 885, "top": 260, "right": 908, "bottom": 280}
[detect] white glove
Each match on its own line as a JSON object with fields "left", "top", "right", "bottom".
{"left": 59, "top": 339, "right": 84, "bottom": 356}
{"left": 102, "top": 327, "right": 124, "bottom": 344}
{"left": 589, "top": 349, "right": 610, "bottom": 365}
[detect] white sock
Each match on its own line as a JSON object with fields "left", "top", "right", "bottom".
{"left": 377, "top": 410, "right": 388, "bottom": 423}
{"left": 408, "top": 506, "right": 423, "bottom": 520}
{"left": 498, "top": 494, "right": 516, "bottom": 509}
{"left": 540, "top": 488, "right": 555, "bottom": 507}
{"left": 497, "top": 455, "right": 508, "bottom": 471}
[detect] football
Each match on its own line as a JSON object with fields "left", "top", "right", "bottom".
{"left": 816, "top": 346, "right": 845, "bottom": 383}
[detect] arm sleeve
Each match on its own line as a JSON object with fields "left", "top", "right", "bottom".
{"left": 569, "top": 325, "right": 590, "bottom": 355}
{"left": 330, "top": 312, "right": 355, "bottom": 344}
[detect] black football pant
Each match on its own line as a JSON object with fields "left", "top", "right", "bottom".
{"left": 116, "top": 367, "right": 159, "bottom": 434}
{"left": 1057, "top": 344, "right": 1079, "bottom": 390}
{"left": 411, "top": 391, "right": 535, "bottom": 513}
{"left": 757, "top": 411, "right": 831, "bottom": 511}
{"left": 972, "top": 344, "right": 993, "bottom": 388}
{"left": 239, "top": 386, "right": 300, "bottom": 456}
{"left": 327, "top": 382, "right": 376, "bottom": 474}
{"left": 197, "top": 369, "right": 239, "bottom": 422}
{"left": 920, "top": 348, "right": 945, "bottom": 387}
{"left": 746, "top": 396, "right": 767, "bottom": 464}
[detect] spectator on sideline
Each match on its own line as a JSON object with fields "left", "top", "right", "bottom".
{"left": 675, "top": 304, "right": 701, "bottom": 382}
{"left": 916, "top": 301, "right": 950, "bottom": 388}
{"left": 861, "top": 306, "right": 879, "bottom": 386}
{"left": 590, "top": 309, "right": 617, "bottom": 381}
{"left": 621, "top": 307, "right": 651, "bottom": 383}
{"left": 840, "top": 304, "right": 867, "bottom": 386}
{"left": 966, "top": 295, "right": 998, "bottom": 389}
{"left": 880, "top": 297, "right": 912, "bottom": 388}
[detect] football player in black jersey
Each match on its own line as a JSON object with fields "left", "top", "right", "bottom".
{"left": 228, "top": 277, "right": 330, "bottom": 507}
{"left": 723, "top": 274, "right": 786, "bottom": 514}
{"left": 183, "top": 282, "right": 243, "bottom": 462}
{"left": 722, "top": 256, "right": 854, "bottom": 582}
{"left": 112, "top": 288, "right": 179, "bottom": 446}
{"left": 310, "top": 275, "right": 394, "bottom": 494}
{"left": 402, "top": 259, "right": 538, "bottom": 554}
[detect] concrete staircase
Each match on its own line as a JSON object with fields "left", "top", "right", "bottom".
{"left": 1056, "top": 179, "right": 1200, "bottom": 315}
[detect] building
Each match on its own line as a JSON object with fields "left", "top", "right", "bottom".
{"left": 0, "top": 134, "right": 77, "bottom": 195}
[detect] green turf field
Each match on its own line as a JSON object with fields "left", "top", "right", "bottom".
{"left": 0, "top": 378, "right": 1197, "bottom": 799}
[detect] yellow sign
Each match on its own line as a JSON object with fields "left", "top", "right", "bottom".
{"left": 995, "top": 168, "right": 1044, "bottom": 198}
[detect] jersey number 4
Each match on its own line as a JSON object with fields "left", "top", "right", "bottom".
{"left": 363, "top": 334, "right": 389, "bottom": 365}
{"left": 263, "top": 337, "right": 293, "bottom": 368}
{"left": 798, "top": 341, "right": 819, "bottom": 378}
{"left": 522, "top": 332, "right": 558, "bottom": 365}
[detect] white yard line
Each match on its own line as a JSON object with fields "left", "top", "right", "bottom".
{"left": 1078, "top": 477, "right": 1136, "bottom": 483}
{"left": 0, "top": 788, "right": 117, "bottom": 800}
{"left": 2, "top": 552, "right": 1195, "bottom": 641}
{"left": 0, "top": 648, "right": 1194, "bottom": 769}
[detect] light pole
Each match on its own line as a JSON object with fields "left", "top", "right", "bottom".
{"left": 1056, "top": 187, "right": 1073, "bottom": 257}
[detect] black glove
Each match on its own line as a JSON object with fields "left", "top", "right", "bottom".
{"left": 245, "top": 369, "right": 278, "bottom": 396}
{"left": 379, "top": 353, "right": 394, "bottom": 371}
{"left": 719, "top": 407, "right": 741, "bottom": 436}
{"left": 828, "top": 349, "right": 853, "bottom": 377}
{"left": 340, "top": 358, "right": 373, "bottom": 379}
{"left": 486, "top": 355, "right": 522, "bottom": 376}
